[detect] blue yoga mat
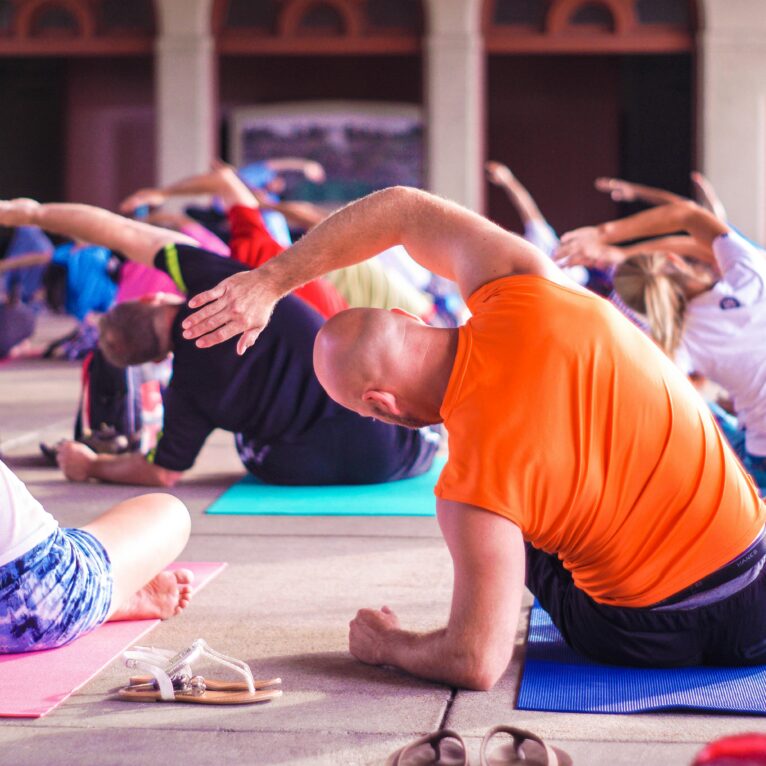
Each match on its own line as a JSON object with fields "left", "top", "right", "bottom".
{"left": 517, "top": 602, "right": 766, "bottom": 714}
{"left": 206, "top": 457, "right": 444, "bottom": 516}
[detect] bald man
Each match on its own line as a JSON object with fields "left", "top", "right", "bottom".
{"left": 161, "top": 188, "right": 766, "bottom": 688}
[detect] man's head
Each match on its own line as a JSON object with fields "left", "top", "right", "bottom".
{"left": 313, "top": 307, "right": 451, "bottom": 429}
{"left": 98, "top": 297, "right": 175, "bottom": 367}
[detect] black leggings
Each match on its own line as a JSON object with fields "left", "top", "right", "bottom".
{"left": 236, "top": 410, "right": 439, "bottom": 486}
{"left": 526, "top": 543, "right": 766, "bottom": 667}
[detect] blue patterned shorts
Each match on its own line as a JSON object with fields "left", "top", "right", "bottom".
{"left": 0, "top": 528, "right": 113, "bottom": 654}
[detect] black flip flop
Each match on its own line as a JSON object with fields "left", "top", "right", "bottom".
{"left": 388, "top": 729, "right": 469, "bottom": 766}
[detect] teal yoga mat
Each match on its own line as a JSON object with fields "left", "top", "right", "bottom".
{"left": 206, "top": 456, "right": 444, "bottom": 516}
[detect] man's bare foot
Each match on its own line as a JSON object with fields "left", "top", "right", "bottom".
{"left": 109, "top": 569, "right": 194, "bottom": 622}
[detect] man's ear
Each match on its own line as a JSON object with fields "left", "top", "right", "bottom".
{"left": 362, "top": 389, "right": 401, "bottom": 416}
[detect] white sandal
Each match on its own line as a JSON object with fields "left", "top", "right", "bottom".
{"left": 118, "top": 639, "right": 282, "bottom": 705}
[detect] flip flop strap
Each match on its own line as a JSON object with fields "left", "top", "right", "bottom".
{"left": 398, "top": 728, "right": 467, "bottom": 765}
{"left": 479, "top": 725, "right": 559, "bottom": 766}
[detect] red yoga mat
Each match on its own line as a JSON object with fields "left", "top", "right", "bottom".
{"left": 0, "top": 561, "right": 227, "bottom": 718}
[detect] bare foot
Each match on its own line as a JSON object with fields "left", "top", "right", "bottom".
{"left": 109, "top": 569, "right": 194, "bottom": 622}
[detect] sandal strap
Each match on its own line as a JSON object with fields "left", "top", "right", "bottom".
{"left": 129, "top": 639, "right": 256, "bottom": 695}
{"left": 123, "top": 652, "right": 175, "bottom": 701}
{"left": 480, "top": 725, "right": 560, "bottom": 765}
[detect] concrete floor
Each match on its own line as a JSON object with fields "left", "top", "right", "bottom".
{"left": 1, "top": 314, "right": 765, "bottom": 766}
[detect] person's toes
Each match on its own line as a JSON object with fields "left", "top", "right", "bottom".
{"left": 174, "top": 568, "right": 194, "bottom": 586}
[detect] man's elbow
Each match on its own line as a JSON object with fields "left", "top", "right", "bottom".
{"left": 461, "top": 661, "right": 506, "bottom": 691}
{"left": 453, "top": 649, "right": 510, "bottom": 691}
{"left": 378, "top": 185, "right": 421, "bottom": 209}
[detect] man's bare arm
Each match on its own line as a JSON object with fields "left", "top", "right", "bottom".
{"left": 348, "top": 500, "right": 525, "bottom": 690}
{"left": 0, "top": 199, "right": 195, "bottom": 268}
{"left": 182, "top": 186, "right": 565, "bottom": 353}
{"left": 57, "top": 441, "right": 182, "bottom": 487}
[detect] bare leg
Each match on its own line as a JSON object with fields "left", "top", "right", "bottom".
{"left": 82, "top": 493, "right": 192, "bottom": 621}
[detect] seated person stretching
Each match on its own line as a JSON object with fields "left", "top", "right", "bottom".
{"left": 0, "top": 199, "right": 439, "bottom": 488}
{"left": 179, "top": 186, "right": 766, "bottom": 688}
{"left": 0, "top": 459, "right": 191, "bottom": 653}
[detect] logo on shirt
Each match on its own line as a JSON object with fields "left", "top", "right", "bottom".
{"left": 719, "top": 296, "right": 741, "bottom": 310}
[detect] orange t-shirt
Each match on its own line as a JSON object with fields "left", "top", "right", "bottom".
{"left": 434, "top": 275, "right": 765, "bottom": 607}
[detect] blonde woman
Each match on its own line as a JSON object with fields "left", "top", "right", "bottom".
{"left": 557, "top": 200, "right": 766, "bottom": 495}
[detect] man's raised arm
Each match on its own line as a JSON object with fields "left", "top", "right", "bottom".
{"left": 182, "top": 186, "right": 564, "bottom": 354}
{"left": 0, "top": 199, "right": 196, "bottom": 268}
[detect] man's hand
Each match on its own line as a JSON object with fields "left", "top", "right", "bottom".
{"left": 0, "top": 198, "right": 41, "bottom": 227}
{"left": 57, "top": 440, "right": 97, "bottom": 482}
{"left": 349, "top": 606, "right": 401, "bottom": 665}
{"left": 182, "top": 268, "right": 282, "bottom": 354}
{"left": 119, "top": 188, "right": 167, "bottom": 215}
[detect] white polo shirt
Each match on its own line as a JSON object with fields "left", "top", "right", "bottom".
{"left": 0, "top": 460, "right": 57, "bottom": 568}
{"left": 680, "top": 230, "right": 766, "bottom": 456}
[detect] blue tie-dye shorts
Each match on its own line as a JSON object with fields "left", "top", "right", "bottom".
{"left": 0, "top": 528, "right": 113, "bottom": 653}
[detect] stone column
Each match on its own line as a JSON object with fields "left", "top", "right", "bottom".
{"left": 424, "top": 0, "right": 485, "bottom": 212}
{"left": 700, "top": 0, "right": 766, "bottom": 241}
{"left": 154, "top": 0, "right": 216, "bottom": 186}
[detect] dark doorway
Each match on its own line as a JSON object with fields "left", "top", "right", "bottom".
{"left": 618, "top": 54, "right": 693, "bottom": 216}
{"left": 0, "top": 59, "right": 65, "bottom": 202}
{"left": 487, "top": 53, "right": 693, "bottom": 236}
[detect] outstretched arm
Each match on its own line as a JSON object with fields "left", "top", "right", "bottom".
{"left": 485, "top": 161, "right": 546, "bottom": 226}
{"left": 252, "top": 188, "right": 328, "bottom": 229}
{"left": 0, "top": 251, "right": 52, "bottom": 275}
{"left": 594, "top": 177, "right": 686, "bottom": 207}
{"left": 120, "top": 162, "right": 257, "bottom": 214}
{"left": 555, "top": 234, "right": 715, "bottom": 270}
{"left": 265, "top": 157, "right": 326, "bottom": 183}
{"left": 57, "top": 441, "right": 182, "bottom": 487}
{"left": 690, "top": 171, "right": 728, "bottom": 221}
{"left": 183, "top": 186, "right": 567, "bottom": 353}
{"left": 0, "top": 199, "right": 195, "bottom": 268}
{"left": 348, "top": 501, "right": 525, "bottom": 690}
{"left": 556, "top": 201, "right": 728, "bottom": 268}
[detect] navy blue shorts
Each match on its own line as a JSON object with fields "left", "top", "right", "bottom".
{"left": 236, "top": 409, "right": 440, "bottom": 486}
{"left": 0, "top": 528, "right": 113, "bottom": 654}
{"left": 526, "top": 542, "right": 766, "bottom": 667}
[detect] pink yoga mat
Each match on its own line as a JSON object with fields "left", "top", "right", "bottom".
{"left": 0, "top": 561, "right": 227, "bottom": 718}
